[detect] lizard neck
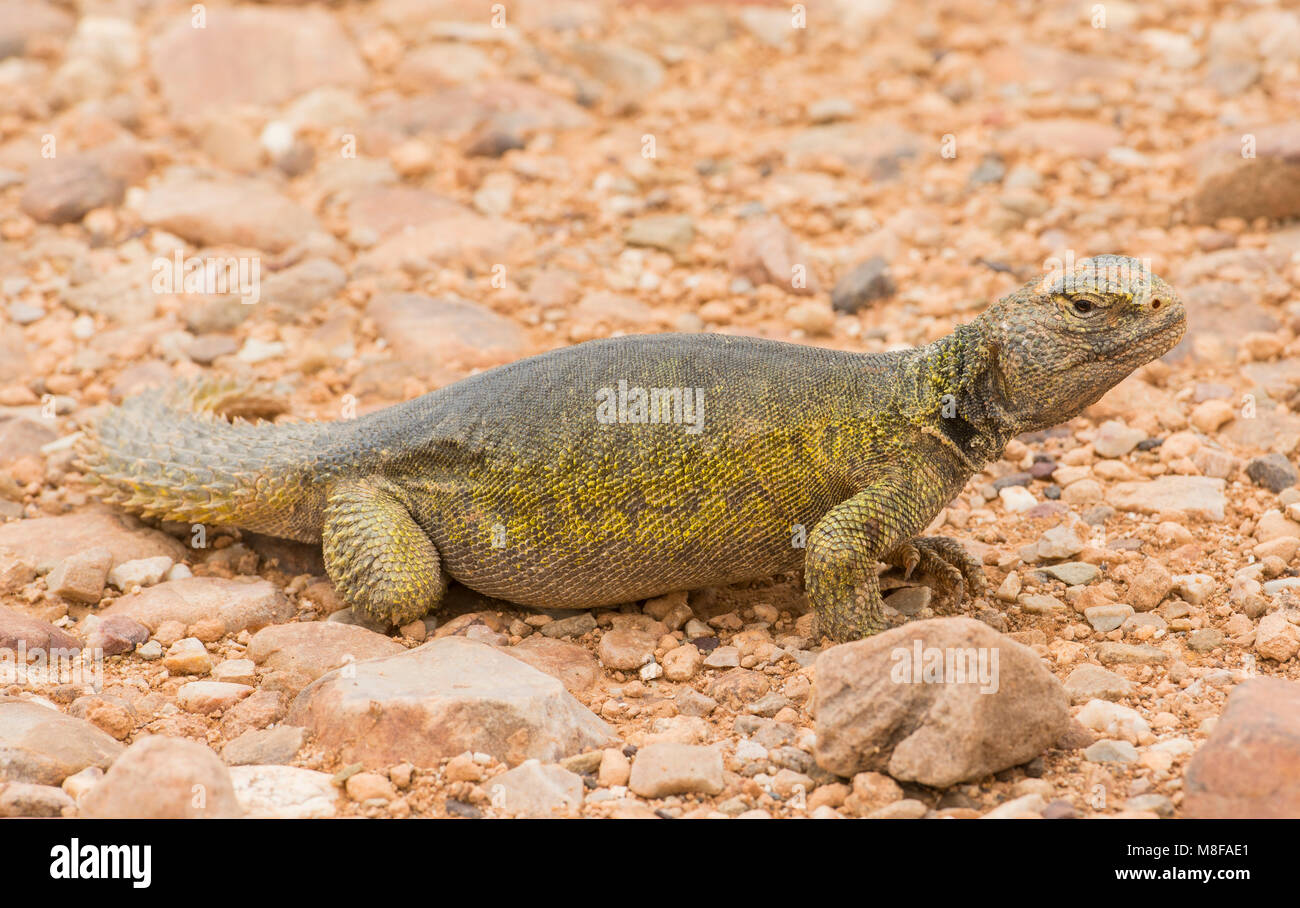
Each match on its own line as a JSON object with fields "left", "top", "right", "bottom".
{"left": 905, "top": 321, "right": 1019, "bottom": 471}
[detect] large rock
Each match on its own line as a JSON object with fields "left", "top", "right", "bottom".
{"left": 247, "top": 621, "right": 404, "bottom": 695}
{"left": 1107, "top": 476, "right": 1227, "bottom": 522}
{"left": 137, "top": 172, "right": 321, "bottom": 253}
{"left": 0, "top": 510, "right": 186, "bottom": 574}
{"left": 148, "top": 7, "right": 367, "bottom": 116}
{"left": 0, "top": 700, "right": 123, "bottom": 785}
{"left": 1185, "top": 678, "right": 1300, "bottom": 818}
{"left": 814, "top": 617, "right": 1068, "bottom": 786}
{"left": 1190, "top": 124, "right": 1300, "bottom": 223}
{"left": 102, "top": 576, "right": 291, "bottom": 635}
{"left": 288, "top": 636, "right": 614, "bottom": 769}
{"left": 80, "top": 736, "right": 241, "bottom": 818}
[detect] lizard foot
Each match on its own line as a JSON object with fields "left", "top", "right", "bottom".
{"left": 885, "top": 536, "right": 986, "bottom": 614}
{"left": 323, "top": 478, "right": 447, "bottom": 627}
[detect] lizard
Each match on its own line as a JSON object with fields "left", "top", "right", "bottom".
{"left": 78, "top": 255, "right": 1186, "bottom": 642}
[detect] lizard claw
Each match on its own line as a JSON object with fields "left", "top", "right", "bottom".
{"left": 884, "top": 536, "right": 985, "bottom": 616}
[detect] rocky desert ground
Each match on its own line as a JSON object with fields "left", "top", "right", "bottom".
{"left": 1, "top": 0, "right": 1299, "bottom": 822}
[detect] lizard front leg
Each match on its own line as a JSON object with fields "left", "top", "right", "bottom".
{"left": 322, "top": 478, "right": 447, "bottom": 626}
{"left": 805, "top": 476, "right": 946, "bottom": 642}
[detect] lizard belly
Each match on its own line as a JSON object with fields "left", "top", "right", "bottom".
{"left": 408, "top": 471, "right": 833, "bottom": 609}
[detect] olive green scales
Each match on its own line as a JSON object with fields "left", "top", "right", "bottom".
{"left": 81, "top": 256, "right": 1186, "bottom": 641}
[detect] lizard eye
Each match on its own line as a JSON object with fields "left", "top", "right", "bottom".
{"left": 1070, "top": 298, "right": 1094, "bottom": 315}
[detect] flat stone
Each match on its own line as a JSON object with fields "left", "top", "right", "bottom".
{"left": 222, "top": 726, "right": 306, "bottom": 766}
{"left": 45, "top": 547, "right": 112, "bottom": 603}
{"left": 260, "top": 258, "right": 347, "bottom": 321}
{"left": 229, "top": 764, "right": 338, "bottom": 819}
{"left": 80, "top": 736, "right": 241, "bottom": 818}
{"left": 356, "top": 217, "right": 530, "bottom": 279}
{"left": 103, "top": 576, "right": 291, "bottom": 635}
{"left": 20, "top": 157, "right": 123, "bottom": 225}
{"left": 1084, "top": 603, "right": 1134, "bottom": 633}
{"left": 162, "top": 638, "right": 212, "bottom": 675}
{"left": 709, "top": 667, "right": 770, "bottom": 709}
{"left": 247, "top": 621, "right": 404, "bottom": 695}
{"left": 0, "top": 700, "right": 123, "bottom": 785}
{"left": 1108, "top": 476, "right": 1227, "bottom": 522}
{"left": 1092, "top": 420, "right": 1147, "bottom": 458}
{"left": 0, "top": 606, "right": 80, "bottom": 653}
{"left": 1084, "top": 739, "right": 1139, "bottom": 763}
{"left": 345, "top": 185, "right": 470, "bottom": 239}
{"left": 1097, "top": 642, "right": 1169, "bottom": 665}
{"left": 1187, "top": 628, "right": 1225, "bottom": 653}
{"left": 485, "top": 759, "right": 584, "bottom": 817}
{"left": 0, "top": 781, "right": 75, "bottom": 817}
{"left": 624, "top": 214, "right": 694, "bottom": 255}
{"left": 1004, "top": 118, "right": 1122, "bottom": 159}
{"left": 1076, "top": 699, "right": 1152, "bottom": 745}
{"left": 1038, "top": 562, "right": 1100, "bottom": 586}
{"left": 288, "top": 637, "right": 614, "bottom": 769}
{"left": 176, "top": 681, "right": 254, "bottom": 714}
{"left": 85, "top": 615, "right": 149, "bottom": 656}
{"left": 365, "top": 293, "right": 526, "bottom": 381}
{"left": 628, "top": 742, "right": 724, "bottom": 798}
{"left": 598, "top": 627, "right": 657, "bottom": 670}
{"left": 884, "top": 586, "right": 931, "bottom": 616}
{"left": 106, "top": 555, "right": 173, "bottom": 591}
{"left": 148, "top": 7, "right": 366, "bottom": 116}
{"left": 786, "top": 121, "right": 922, "bottom": 178}
{"left": 815, "top": 617, "right": 1068, "bottom": 786}
{"left": 1063, "top": 664, "right": 1137, "bottom": 702}
{"left": 137, "top": 172, "right": 321, "bottom": 253}
{"left": 539, "top": 612, "right": 597, "bottom": 639}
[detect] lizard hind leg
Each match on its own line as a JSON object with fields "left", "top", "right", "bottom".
{"left": 322, "top": 478, "right": 447, "bottom": 627}
{"left": 885, "top": 536, "right": 987, "bottom": 613}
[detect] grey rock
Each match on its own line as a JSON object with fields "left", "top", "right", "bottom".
{"left": 830, "top": 256, "right": 894, "bottom": 313}
{"left": 1245, "top": 453, "right": 1298, "bottom": 493}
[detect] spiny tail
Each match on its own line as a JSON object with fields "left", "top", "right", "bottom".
{"left": 77, "top": 379, "right": 329, "bottom": 542}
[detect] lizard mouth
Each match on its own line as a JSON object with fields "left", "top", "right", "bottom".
{"left": 1143, "top": 308, "right": 1187, "bottom": 355}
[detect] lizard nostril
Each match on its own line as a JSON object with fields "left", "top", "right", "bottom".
{"left": 1151, "top": 298, "right": 1163, "bottom": 311}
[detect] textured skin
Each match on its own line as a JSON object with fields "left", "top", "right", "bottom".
{"left": 80, "top": 256, "right": 1186, "bottom": 640}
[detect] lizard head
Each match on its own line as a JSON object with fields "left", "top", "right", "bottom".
{"left": 980, "top": 254, "right": 1186, "bottom": 434}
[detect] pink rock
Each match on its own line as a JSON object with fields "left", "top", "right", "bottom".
{"left": 148, "top": 7, "right": 366, "bottom": 116}
{"left": 288, "top": 636, "right": 614, "bottom": 769}
{"left": 103, "top": 576, "right": 291, "bottom": 634}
